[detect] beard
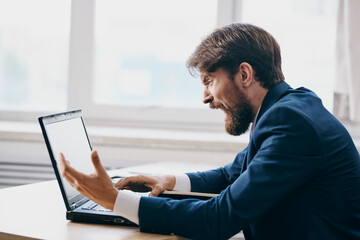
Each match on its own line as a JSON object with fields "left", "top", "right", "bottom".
{"left": 211, "top": 92, "right": 254, "bottom": 136}
{"left": 224, "top": 102, "right": 253, "bottom": 136}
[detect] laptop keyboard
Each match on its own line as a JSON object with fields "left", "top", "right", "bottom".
{"left": 81, "top": 201, "right": 112, "bottom": 212}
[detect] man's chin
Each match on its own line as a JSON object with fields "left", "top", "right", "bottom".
{"left": 225, "top": 122, "right": 250, "bottom": 136}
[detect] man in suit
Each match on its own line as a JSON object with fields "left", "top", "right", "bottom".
{"left": 60, "top": 23, "right": 360, "bottom": 239}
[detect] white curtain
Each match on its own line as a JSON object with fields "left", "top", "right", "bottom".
{"left": 334, "top": 0, "right": 360, "bottom": 123}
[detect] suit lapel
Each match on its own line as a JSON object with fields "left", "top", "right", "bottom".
{"left": 256, "top": 81, "right": 291, "bottom": 124}
{"left": 243, "top": 81, "right": 291, "bottom": 170}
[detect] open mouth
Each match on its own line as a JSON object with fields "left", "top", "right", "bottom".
{"left": 209, "top": 103, "right": 230, "bottom": 121}
{"left": 219, "top": 108, "right": 230, "bottom": 121}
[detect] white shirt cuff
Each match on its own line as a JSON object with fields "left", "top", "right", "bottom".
{"left": 173, "top": 174, "right": 191, "bottom": 192}
{"left": 113, "top": 190, "right": 141, "bottom": 225}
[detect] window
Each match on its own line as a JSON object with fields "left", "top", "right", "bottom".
{"left": 0, "top": 0, "right": 340, "bottom": 130}
{"left": 67, "top": 0, "right": 223, "bottom": 129}
{"left": 241, "top": 0, "right": 338, "bottom": 111}
{"left": 94, "top": 0, "right": 217, "bottom": 109}
{"left": 0, "top": 0, "right": 70, "bottom": 112}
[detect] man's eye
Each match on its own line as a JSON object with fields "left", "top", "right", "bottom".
{"left": 202, "top": 77, "right": 214, "bottom": 86}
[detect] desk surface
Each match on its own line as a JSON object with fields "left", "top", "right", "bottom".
{"left": 0, "top": 162, "right": 244, "bottom": 240}
{"left": 0, "top": 180, "right": 186, "bottom": 240}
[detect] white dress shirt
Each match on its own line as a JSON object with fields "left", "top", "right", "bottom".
{"left": 112, "top": 174, "right": 191, "bottom": 225}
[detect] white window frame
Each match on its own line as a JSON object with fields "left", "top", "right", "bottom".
{"left": 0, "top": 0, "right": 241, "bottom": 131}
{"left": 68, "top": 0, "right": 242, "bottom": 130}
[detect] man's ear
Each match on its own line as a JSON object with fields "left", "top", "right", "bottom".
{"left": 238, "top": 62, "right": 255, "bottom": 88}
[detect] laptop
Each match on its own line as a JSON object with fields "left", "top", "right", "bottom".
{"left": 38, "top": 109, "right": 136, "bottom": 226}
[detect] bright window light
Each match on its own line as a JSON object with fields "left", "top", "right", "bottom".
{"left": 93, "top": 0, "right": 217, "bottom": 108}
{"left": 0, "top": 0, "right": 70, "bottom": 112}
{"left": 241, "top": 0, "right": 338, "bottom": 111}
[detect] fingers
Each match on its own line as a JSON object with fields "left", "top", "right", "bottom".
{"left": 59, "top": 152, "right": 85, "bottom": 185}
{"left": 115, "top": 175, "right": 165, "bottom": 195}
{"left": 59, "top": 152, "right": 70, "bottom": 164}
{"left": 115, "top": 175, "right": 148, "bottom": 189}
{"left": 114, "top": 176, "right": 130, "bottom": 189}
{"left": 58, "top": 152, "right": 68, "bottom": 171}
{"left": 91, "top": 150, "right": 107, "bottom": 176}
{"left": 59, "top": 152, "right": 71, "bottom": 177}
{"left": 114, "top": 176, "right": 134, "bottom": 189}
{"left": 149, "top": 184, "right": 163, "bottom": 197}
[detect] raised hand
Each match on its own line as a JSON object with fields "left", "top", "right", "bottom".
{"left": 59, "top": 150, "right": 118, "bottom": 210}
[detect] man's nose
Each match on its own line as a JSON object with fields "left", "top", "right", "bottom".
{"left": 203, "top": 88, "right": 214, "bottom": 104}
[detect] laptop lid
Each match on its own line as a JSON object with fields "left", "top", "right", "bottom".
{"left": 38, "top": 110, "right": 94, "bottom": 211}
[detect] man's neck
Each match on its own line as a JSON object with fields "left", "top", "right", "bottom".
{"left": 250, "top": 86, "right": 268, "bottom": 118}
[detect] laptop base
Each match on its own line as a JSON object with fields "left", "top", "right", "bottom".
{"left": 67, "top": 211, "right": 137, "bottom": 226}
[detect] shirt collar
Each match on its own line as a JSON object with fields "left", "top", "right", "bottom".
{"left": 249, "top": 81, "right": 291, "bottom": 136}
{"left": 250, "top": 105, "right": 261, "bottom": 135}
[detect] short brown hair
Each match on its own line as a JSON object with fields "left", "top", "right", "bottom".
{"left": 186, "top": 23, "right": 284, "bottom": 88}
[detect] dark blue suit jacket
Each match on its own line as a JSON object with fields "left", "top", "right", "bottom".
{"left": 138, "top": 81, "right": 360, "bottom": 240}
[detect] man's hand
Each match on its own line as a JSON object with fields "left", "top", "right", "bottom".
{"left": 115, "top": 174, "right": 176, "bottom": 197}
{"left": 59, "top": 150, "right": 118, "bottom": 210}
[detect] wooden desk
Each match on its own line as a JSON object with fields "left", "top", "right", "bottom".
{"left": 0, "top": 180, "right": 187, "bottom": 240}
{"left": 0, "top": 162, "right": 244, "bottom": 240}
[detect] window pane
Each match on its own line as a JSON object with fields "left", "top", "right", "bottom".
{"left": 0, "top": 0, "right": 70, "bottom": 112}
{"left": 242, "top": 0, "right": 337, "bottom": 111}
{"left": 94, "top": 0, "right": 217, "bottom": 108}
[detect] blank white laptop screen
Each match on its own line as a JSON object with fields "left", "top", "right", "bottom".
{"left": 45, "top": 116, "right": 94, "bottom": 200}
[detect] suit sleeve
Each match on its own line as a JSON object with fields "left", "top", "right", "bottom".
{"left": 186, "top": 147, "right": 247, "bottom": 193}
{"left": 138, "top": 107, "right": 324, "bottom": 239}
